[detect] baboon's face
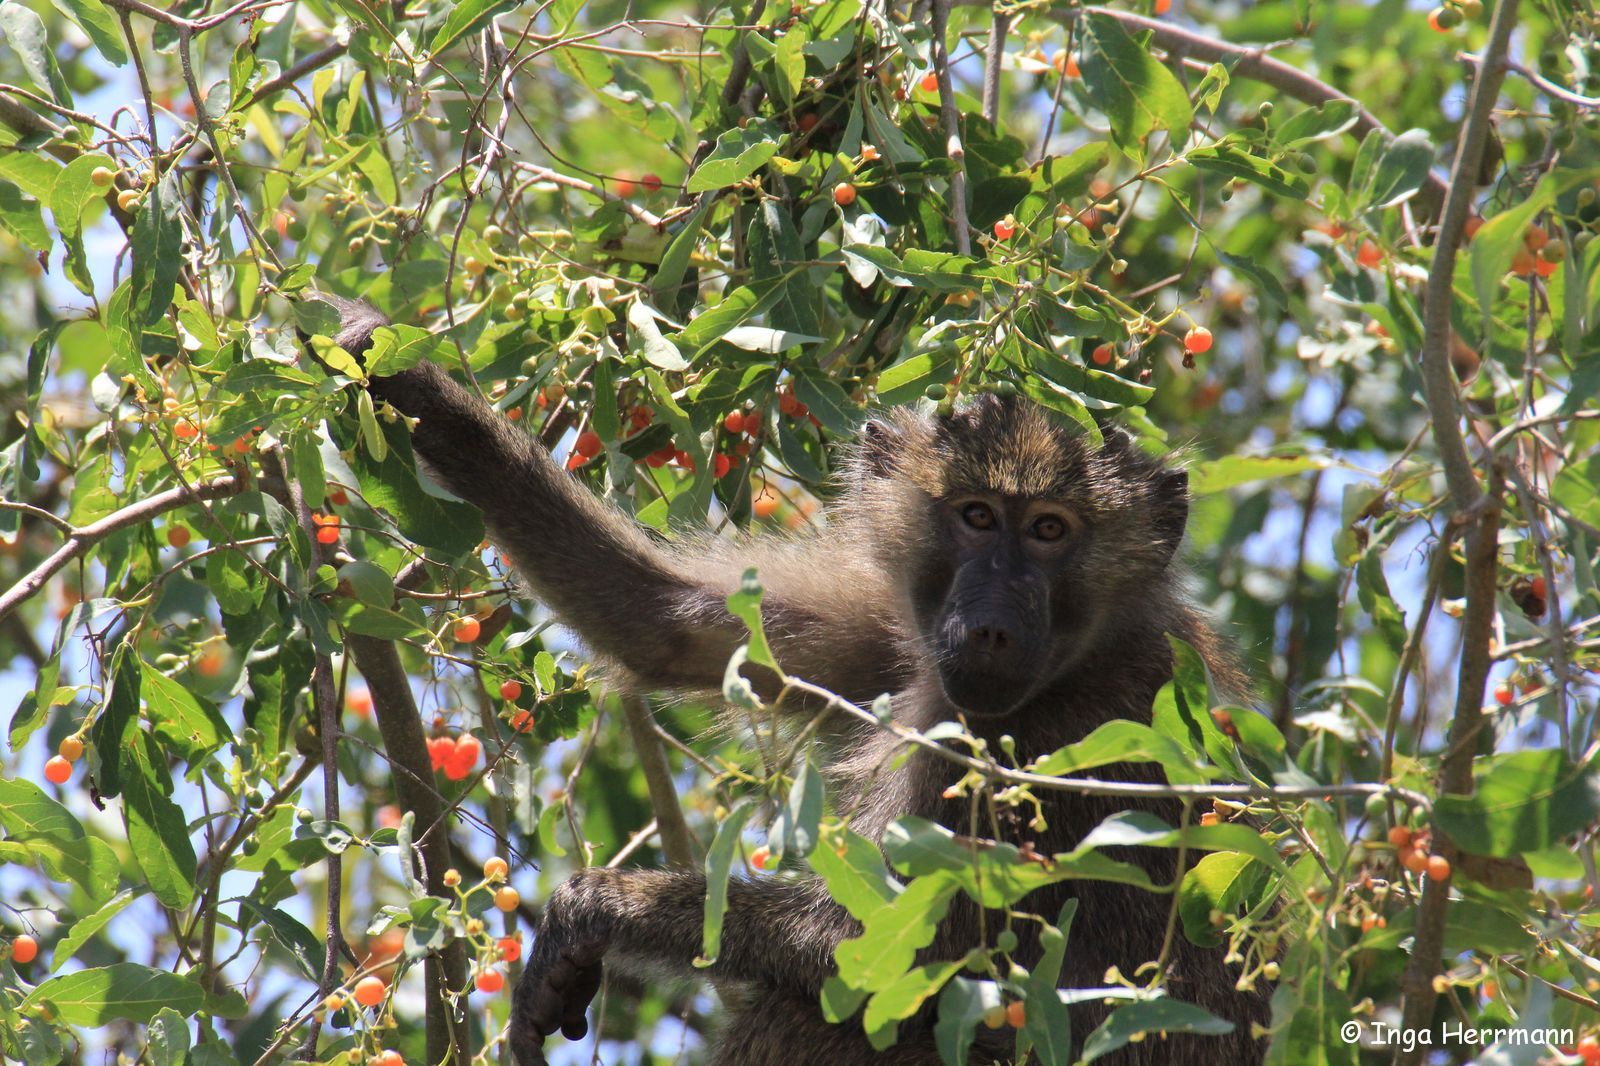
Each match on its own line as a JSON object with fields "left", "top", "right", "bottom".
{"left": 924, "top": 492, "right": 1079, "bottom": 717}
{"left": 871, "top": 396, "right": 1190, "bottom": 718}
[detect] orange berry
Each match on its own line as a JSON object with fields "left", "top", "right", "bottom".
{"left": 174, "top": 420, "right": 198, "bottom": 440}
{"left": 44, "top": 756, "right": 72, "bottom": 784}
{"left": 475, "top": 968, "right": 505, "bottom": 993}
{"left": 167, "top": 526, "right": 192, "bottom": 548}
{"left": 641, "top": 173, "right": 662, "bottom": 192}
{"left": 428, "top": 735, "right": 456, "bottom": 771}
{"left": 374, "top": 1052, "right": 403, "bottom": 1066}
{"left": 1534, "top": 256, "right": 1560, "bottom": 277}
{"left": 510, "top": 710, "right": 534, "bottom": 733}
{"left": 1198, "top": 811, "right": 1220, "bottom": 827}
{"left": 1426, "top": 854, "right": 1451, "bottom": 881}
{"left": 494, "top": 886, "right": 521, "bottom": 912}
{"left": 1523, "top": 225, "right": 1549, "bottom": 252}
{"left": 446, "top": 734, "right": 482, "bottom": 781}
{"left": 1511, "top": 248, "right": 1536, "bottom": 276}
{"left": 1005, "top": 1000, "right": 1026, "bottom": 1027}
{"left": 1053, "top": 51, "right": 1080, "bottom": 78}
{"left": 1463, "top": 216, "right": 1484, "bottom": 240}
{"left": 1183, "top": 326, "right": 1213, "bottom": 354}
{"left": 859, "top": 144, "right": 879, "bottom": 161}
{"left": 1361, "top": 914, "right": 1381, "bottom": 933}
{"left": 11, "top": 935, "right": 38, "bottom": 964}
{"left": 919, "top": 72, "right": 939, "bottom": 93}
{"left": 347, "top": 687, "right": 374, "bottom": 717}
{"left": 575, "top": 430, "right": 603, "bottom": 458}
{"left": 1356, "top": 240, "right": 1383, "bottom": 268}
{"left": 723, "top": 411, "right": 746, "bottom": 434}
{"left": 453, "top": 616, "right": 482, "bottom": 643}
{"left": 993, "top": 216, "right": 1017, "bottom": 241}
{"left": 58, "top": 736, "right": 84, "bottom": 762}
{"left": 614, "top": 178, "right": 637, "bottom": 198}
{"left": 833, "top": 183, "right": 858, "bottom": 207}
{"left": 316, "top": 525, "right": 340, "bottom": 544}
{"left": 749, "top": 845, "right": 777, "bottom": 871}
{"left": 499, "top": 679, "right": 522, "bottom": 701}
{"left": 1402, "top": 847, "right": 1429, "bottom": 875}
{"left": 565, "top": 453, "right": 588, "bottom": 471}
{"left": 1493, "top": 683, "right": 1513, "bottom": 706}
{"left": 753, "top": 493, "right": 780, "bottom": 519}
{"left": 1387, "top": 825, "right": 1413, "bottom": 849}
{"left": 1091, "top": 343, "right": 1114, "bottom": 366}
{"left": 1153, "top": 0, "right": 1171, "bottom": 12}
{"left": 353, "top": 975, "right": 387, "bottom": 1007}
{"left": 483, "top": 856, "right": 510, "bottom": 881}
{"left": 328, "top": 487, "right": 350, "bottom": 506}
{"left": 498, "top": 935, "right": 522, "bottom": 961}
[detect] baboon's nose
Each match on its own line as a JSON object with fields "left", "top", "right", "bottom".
{"left": 967, "top": 624, "right": 1012, "bottom": 654}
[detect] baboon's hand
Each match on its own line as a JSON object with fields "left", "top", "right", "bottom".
{"left": 508, "top": 870, "right": 614, "bottom": 1062}
{"left": 510, "top": 939, "right": 607, "bottom": 1059}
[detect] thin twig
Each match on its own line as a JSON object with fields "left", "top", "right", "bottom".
{"left": 930, "top": 0, "right": 971, "bottom": 256}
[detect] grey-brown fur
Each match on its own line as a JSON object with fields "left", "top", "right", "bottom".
{"left": 309, "top": 294, "right": 1269, "bottom": 1065}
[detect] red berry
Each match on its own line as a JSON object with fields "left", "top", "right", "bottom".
{"left": 316, "top": 525, "right": 339, "bottom": 545}
{"left": 641, "top": 173, "right": 662, "bottom": 192}
{"left": 1005, "top": 1000, "right": 1026, "bottom": 1027}
{"left": 453, "top": 616, "right": 482, "bottom": 643}
{"left": 993, "top": 217, "right": 1017, "bottom": 241}
{"left": 919, "top": 72, "right": 939, "bottom": 93}
{"left": 347, "top": 687, "right": 374, "bottom": 717}
{"left": 1153, "top": 0, "right": 1171, "bottom": 12}
{"left": 1091, "top": 343, "right": 1114, "bottom": 366}
{"left": 328, "top": 487, "right": 350, "bottom": 506}
{"left": 44, "top": 756, "right": 72, "bottom": 784}
{"left": 498, "top": 936, "right": 522, "bottom": 961}
{"left": 1531, "top": 575, "right": 1547, "bottom": 599}
{"left": 1356, "top": 240, "right": 1383, "bottom": 268}
{"left": 353, "top": 975, "right": 387, "bottom": 1007}
{"left": 1183, "top": 326, "right": 1213, "bottom": 354}
{"left": 833, "top": 183, "right": 857, "bottom": 207}
{"left": 714, "top": 453, "right": 733, "bottom": 479}
{"left": 476, "top": 968, "right": 505, "bottom": 993}
{"left": 510, "top": 710, "right": 534, "bottom": 733}
{"left": 1493, "top": 683, "right": 1514, "bottom": 706}
{"left": 723, "top": 411, "right": 746, "bottom": 434}
{"left": 575, "top": 430, "right": 603, "bottom": 458}
{"left": 10, "top": 934, "right": 38, "bottom": 964}
{"left": 614, "top": 178, "right": 637, "bottom": 198}
{"left": 499, "top": 680, "right": 522, "bottom": 701}
{"left": 428, "top": 736, "right": 456, "bottom": 771}
{"left": 674, "top": 450, "right": 695, "bottom": 471}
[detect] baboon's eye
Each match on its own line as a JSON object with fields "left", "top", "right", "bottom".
{"left": 1031, "top": 515, "right": 1067, "bottom": 542}
{"left": 961, "top": 502, "right": 997, "bottom": 530}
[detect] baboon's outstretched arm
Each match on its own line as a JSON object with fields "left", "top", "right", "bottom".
{"left": 318, "top": 296, "right": 908, "bottom": 702}
{"left": 510, "top": 867, "right": 857, "bottom": 1059}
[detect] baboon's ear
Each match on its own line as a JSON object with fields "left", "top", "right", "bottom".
{"left": 859, "top": 417, "right": 905, "bottom": 479}
{"left": 1152, "top": 468, "right": 1189, "bottom": 564}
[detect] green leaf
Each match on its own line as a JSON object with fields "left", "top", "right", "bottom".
{"left": 1032, "top": 719, "right": 1213, "bottom": 785}
{"left": 934, "top": 978, "right": 1004, "bottom": 1065}
{"left": 808, "top": 820, "right": 900, "bottom": 921}
{"left": 0, "top": 0, "right": 73, "bottom": 104}
{"left": 840, "top": 245, "right": 1005, "bottom": 293}
{"left": 862, "top": 960, "right": 962, "bottom": 1031}
{"left": 1189, "top": 454, "right": 1323, "bottom": 495}
{"left": 146, "top": 1006, "right": 191, "bottom": 1066}
{"left": 773, "top": 758, "right": 824, "bottom": 858}
{"left": 129, "top": 169, "right": 183, "bottom": 326}
{"left": 366, "top": 324, "right": 444, "bottom": 377}
{"left": 21, "top": 964, "right": 207, "bottom": 1025}
{"left": 1081, "top": 998, "right": 1234, "bottom": 1062}
{"left": 1178, "top": 852, "right": 1260, "bottom": 948}
{"left": 628, "top": 298, "right": 689, "bottom": 371}
{"left": 1076, "top": 810, "right": 1288, "bottom": 875}
{"left": 349, "top": 416, "right": 484, "bottom": 557}
{"left": 1274, "top": 100, "right": 1360, "bottom": 146}
{"left": 1358, "top": 128, "right": 1434, "bottom": 210}
{"left": 697, "top": 799, "right": 756, "bottom": 965}
{"left": 1079, "top": 11, "right": 1192, "bottom": 152}
{"left": 143, "top": 669, "right": 231, "bottom": 764}
{"left": 1469, "top": 176, "right": 1562, "bottom": 319}
{"left": 232, "top": 898, "right": 326, "bottom": 982}
{"left": 0, "top": 835, "right": 118, "bottom": 903}
{"left": 725, "top": 568, "right": 777, "bottom": 670}
{"left": 1433, "top": 750, "right": 1600, "bottom": 857}
{"left": 834, "top": 872, "right": 958, "bottom": 992}
{"left": 89, "top": 644, "right": 141, "bottom": 800}
{"left": 429, "top": 0, "right": 522, "bottom": 55}
{"left": 124, "top": 731, "right": 198, "bottom": 909}
{"left": 1188, "top": 143, "right": 1312, "bottom": 200}
{"left": 51, "top": 889, "right": 141, "bottom": 972}
{"left": 1019, "top": 901, "right": 1076, "bottom": 1065}
{"left": 686, "top": 123, "right": 781, "bottom": 192}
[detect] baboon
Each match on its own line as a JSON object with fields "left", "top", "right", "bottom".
{"left": 311, "top": 294, "right": 1271, "bottom": 1065}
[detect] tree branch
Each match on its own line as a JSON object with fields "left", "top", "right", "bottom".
{"left": 615, "top": 693, "right": 695, "bottom": 867}
{"left": 931, "top": 0, "right": 971, "bottom": 255}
